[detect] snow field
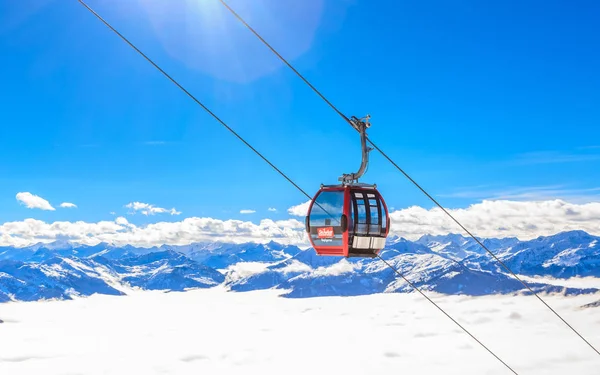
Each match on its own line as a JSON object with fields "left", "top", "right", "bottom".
{"left": 1, "top": 287, "right": 599, "bottom": 375}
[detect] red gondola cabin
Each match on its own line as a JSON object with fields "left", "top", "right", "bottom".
{"left": 305, "top": 184, "right": 390, "bottom": 258}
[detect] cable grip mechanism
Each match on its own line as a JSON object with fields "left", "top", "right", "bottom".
{"left": 339, "top": 114, "right": 373, "bottom": 185}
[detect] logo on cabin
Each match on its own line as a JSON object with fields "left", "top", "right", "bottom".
{"left": 317, "top": 226, "right": 335, "bottom": 239}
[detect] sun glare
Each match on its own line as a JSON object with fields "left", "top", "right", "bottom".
{"left": 134, "top": 0, "right": 325, "bottom": 83}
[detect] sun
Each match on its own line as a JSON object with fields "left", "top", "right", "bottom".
{"left": 133, "top": 0, "right": 324, "bottom": 83}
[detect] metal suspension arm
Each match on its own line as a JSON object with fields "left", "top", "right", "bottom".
{"left": 339, "top": 115, "right": 372, "bottom": 184}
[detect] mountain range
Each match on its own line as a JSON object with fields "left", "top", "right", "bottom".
{"left": 1, "top": 230, "right": 599, "bottom": 303}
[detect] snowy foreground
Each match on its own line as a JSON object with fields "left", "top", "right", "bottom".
{"left": 1, "top": 287, "right": 600, "bottom": 375}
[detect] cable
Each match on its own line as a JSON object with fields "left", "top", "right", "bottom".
{"left": 217, "top": 0, "right": 600, "bottom": 357}
{"left": 76, "top": 1, "right": 518, "bottom": 372}
{"left": 376, "top": 254, "right": 518, "bottom": 374}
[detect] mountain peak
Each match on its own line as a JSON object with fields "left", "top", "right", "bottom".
{"left": 534, "top": 230, "right": 595, "bottom": 243}
{"left": 29, "top": 239, "right": 74, "bottom": 251}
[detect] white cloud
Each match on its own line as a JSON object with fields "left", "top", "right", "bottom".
{"left": 313, "top": 259, "right": 360, "bottom": 276}
{"left": 125, "top": 202, "right": 181, "bottom": 216}
{"left": 240, "top": 210, "right": 256, "bottom": 214}
{"left": 115, "top": 217, "right": 129, "bottom": 226}
{"left": 268, "top": 208, "right": 277, "bottom": 212}
{"left": 224, "top": 262, "right": 271, "bottom": 283}
{"left": 3, "top": 199, "right": 600, "bottom": 248}
{"left": 60, "top": 202, "right": 77, "bottom": 209}
{"left": 15, "top": 192, "right": 55, "bottom": 211}
{"left": 389, "top": 199, "right": 600, "bottom": 240}
{"left": 277, "top": 260, "right": 312, "bottom": 275}
{"left": 287, "top": 200, "right": 311, "bottom": 216}
{"left": 0, "top": 216, "right": 308, "bottom": 248}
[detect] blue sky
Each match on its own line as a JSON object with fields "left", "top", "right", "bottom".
{"left": 1, "top": 0, "right": 600, "bottom": 227}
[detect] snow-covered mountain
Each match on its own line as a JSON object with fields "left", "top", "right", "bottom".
{"left": 0, "top": 257, "right": 124, "bottom": 302}
{"left": 1, "top": 230, "right": 599, "bottom": 303}
{"left": 490, "top": 230, "right": 600, "bottom": 278}
{"left": 0, "top": 250, "right": 225, "bottom": 302}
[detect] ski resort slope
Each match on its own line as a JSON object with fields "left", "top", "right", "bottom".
{"left": 1, "top": 287, "right": 599, "bottom": 374}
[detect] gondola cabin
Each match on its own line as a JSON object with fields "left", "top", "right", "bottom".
{"left": 305, "top": 184, "right": 390, "bottom": 258}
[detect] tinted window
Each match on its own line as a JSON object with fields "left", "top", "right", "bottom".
{"left": 308, "top": 190, "right": 344, "bottom": 247}
{"left": 309, "top": 191, "right": 343, "bottom": 226}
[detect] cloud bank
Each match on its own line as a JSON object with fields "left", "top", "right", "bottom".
{"left": 2, "top": 199, "right": 600, "bottom": 247}
{"left": 0, "top": 217, "right": 306, "bottom": 248}
{"left": 2, "top": 290, "right": 597, "bottom": 375}
{"left": 388, "top": 199, "right": 600, "bottom": 240}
